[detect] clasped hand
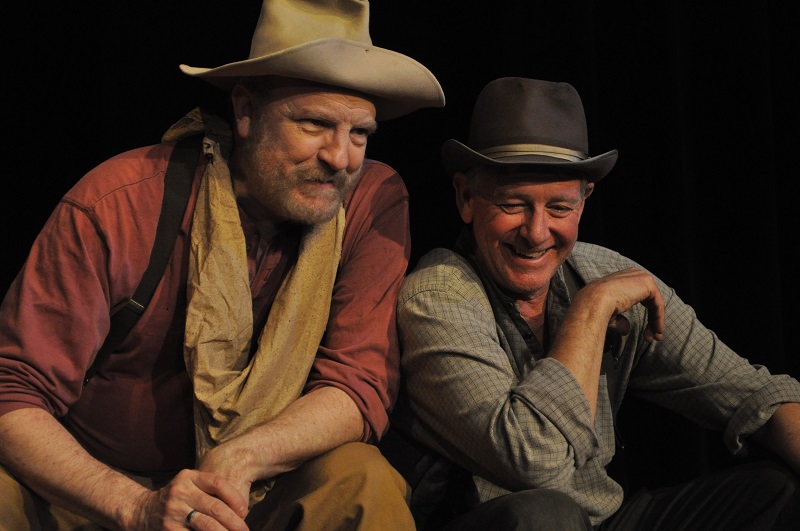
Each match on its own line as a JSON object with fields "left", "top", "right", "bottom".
{"left": 130, "top": 443, "right": 252, "bottom": 530}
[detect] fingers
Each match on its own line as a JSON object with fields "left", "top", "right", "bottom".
{"left": 195, "top": 442, "right": 254, "bottom": 516}
{"left": 607, "top": 314, "right": 631, "bottom": 336}
{"left": 162, "top": 470, "right": 249, "bottom": 531}
{"left": 583, "top": 267, "right": 665, "bottom": 343}
{"left": 185, "top": 508, "right": 199, "bottom": 529}
{"left": 191, "top": 470, "right": 249, "bottom": 518}
{"left": 643, "top": 294, "right": 665, "bottom": 342}
{"left": 182, "top": 507, "right": 246, "bottom": 531}
{"left": 631, "top": 268, "right": 665, "bottom": 342}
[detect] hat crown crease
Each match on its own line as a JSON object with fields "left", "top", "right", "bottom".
{"left": 440, "top": 77, "right": 618, "bottom": 182}
{"left": 179, "top": 0, "right": 444, "bottom": 120}
{"left": 251, "top": 0, "right": 372, "bottom": 58}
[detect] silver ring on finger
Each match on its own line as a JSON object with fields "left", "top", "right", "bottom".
{"left": 185, "top": 508, "right": 199, "bottom": 528}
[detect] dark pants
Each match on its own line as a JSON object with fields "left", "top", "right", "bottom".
{"left": 440, "top": 460, "right": 799, "bottom": 531}
{"left": 443, "top": 489, "right": 593, "bottom": 531}
{"left": 602, "top": 460, "right": 799, "bottom": 531}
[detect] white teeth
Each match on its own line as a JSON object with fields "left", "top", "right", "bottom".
{"left": 512, "top": 248, "right": 547, "bottom": 259}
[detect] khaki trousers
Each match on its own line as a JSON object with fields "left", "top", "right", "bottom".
{"left": 0, "top": 442, "right": 414, "bottom": 531}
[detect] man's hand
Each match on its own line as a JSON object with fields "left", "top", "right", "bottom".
{"left": 192, "top": 386, "right": 365, "bottom": 515}
{"left": 578, "top": 266, "right": 665, "bottom": 343}
{"left": 130, "top": 469, "right": 248, "bottom": 530}
{"left": 753, "top": 402, "right": 800, "bottom": 476}
{"left": 0, "top": 408, "right": 247, "bottom": 530}
{"left": 549, "top": 266, "right": 665, "bottom": 417}
{"left": 197, "top": 439, "right": 258, "bottom": 506}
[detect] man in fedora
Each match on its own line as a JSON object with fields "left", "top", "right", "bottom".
{"left": 388, "top": 77, "right": 800, "bottom": 529}
{"left": 0, "top": 0, "right": 444, "bottom": 529}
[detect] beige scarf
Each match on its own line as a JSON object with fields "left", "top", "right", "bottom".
{"left": 163, "top": 109, "right": 345, "bottom": 504}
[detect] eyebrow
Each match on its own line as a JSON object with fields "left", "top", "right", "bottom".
{"left": 491, "top": 190, "right": 583, "bottom": 204}
{"left": 356, "top": 119, "right": 379, "bottom": 135}
{"left": 296, "top": 106, "right": 377, "bottom": 132}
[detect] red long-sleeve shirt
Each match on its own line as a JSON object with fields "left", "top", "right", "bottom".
{"left": 0, "top": 141, "right": 410, "bottom": 473}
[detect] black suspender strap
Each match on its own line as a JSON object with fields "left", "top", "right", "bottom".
{"left": 83, "top": 136, "right": 201, "bottom": 387}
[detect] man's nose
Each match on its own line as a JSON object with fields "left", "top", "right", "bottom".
{"left": 318, "top": 132, "right": 351, "bottom": 171}
{"left": 519, "top": 209, "right": 548, "bottom": 242}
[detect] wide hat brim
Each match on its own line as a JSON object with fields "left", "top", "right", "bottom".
{"left": 441, "top": 77, "right": 618, "bottom": 183}
{"left": 442, "top": 139, "right": 618, "bottom": 183}
{"left": 180, "top": 39, "right": 445, "bottom": 121}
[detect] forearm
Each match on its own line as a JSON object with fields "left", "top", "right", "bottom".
{"left": 548, "top": 268, "right": 665, "bottom": 419}
{"left": 547, "top": 300, "right": 608, "bottom": 418}
{"left": 0, "top": 407, "right": 149, "bottom": 529}
{"left": 399, "top": 273, "right": 596, "bottom": 487}
{"left": 753, "top": 402, "right": 800, "bottom": 474}
{"left": 201, "top": 386, "right": 364, "bottom": 484}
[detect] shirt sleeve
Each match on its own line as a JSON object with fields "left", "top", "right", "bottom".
{"left": 572, "top": 242, "right": 800, "bottom": 457}
{"left": 397, "top": 249, "right": 601, "bottom": 492}
{"left": 624, "top": 278, "right": 800, "bottom": 455}
{"left": 0, "top": 199, "right": 112, "bottom": 419}
{"left": 304, "top": 160, "right": 410, "bottom": 442}
{"left": 0, "top": 143, "right": 178, "bottom": 426}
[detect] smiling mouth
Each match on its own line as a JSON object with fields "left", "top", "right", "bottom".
{"left": 506, "top": 245, "right": 548, "bottom": 259}
{"left": 302, "top": 179, "right": 339, "bottom": 193}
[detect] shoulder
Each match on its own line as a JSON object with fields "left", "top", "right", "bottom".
{"left": 54, "top": 142, "right": 199, "bottom": 267}
{"left": 344, "top": 159, "right": 408, "bottom": 214}
{"left": 63, "top": 143, "right": 176, "bottom": 210}
{"left": 399, "top": 248, "right": 485, "bottom": 305}
{"left": 568, "top": 241, "right": 644, "bottom": 282}
{"left": 361, "top": 158, "right": 404, "bottom": 184}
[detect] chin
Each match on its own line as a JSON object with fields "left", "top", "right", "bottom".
{"left": 503, "top": 272, "right": 550, "bottom": 296}
{"left": 288, "top": 202, "right": 341, "bottom": 226}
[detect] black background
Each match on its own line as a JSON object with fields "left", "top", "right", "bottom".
{"left": 4, "top": 1, "right": 799, "bottom": 491}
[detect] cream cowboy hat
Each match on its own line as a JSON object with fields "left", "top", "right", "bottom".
{"left": 441, "top": 77, "right": 617, "bottom": 182}
{"left": 180, "top": 0, "right": 445, "bottom": 120}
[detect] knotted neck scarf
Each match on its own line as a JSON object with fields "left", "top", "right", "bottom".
{"left": 163, "top": 109, "right": 345, "bottom": 505}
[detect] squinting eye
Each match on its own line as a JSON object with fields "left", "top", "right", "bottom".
{"left": 350, "top": 130, "right": 370, "bottom": 147}
{"left": 299, "top": 118, "right": 327, "bottom": 129}
{"left": 496, "top": 203, "right": 527, "bottom": 215}
{"left": 550, "top": 205, "right": 574, "bottom": 214}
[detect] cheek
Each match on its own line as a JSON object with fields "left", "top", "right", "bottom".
{"left": 554, "top": 218, "right": 581, "bottom": 241}
{"left": 347, "top": 145, "right": 367, "bottom": 172}
{"left": 258, "top": 126, "right": 317, "bottom": 165}
{"left": 481, "top": 215, "right": 519, "bottom": 243}
{"left": 473, "top": 219, "right": 514, "bottom": 261}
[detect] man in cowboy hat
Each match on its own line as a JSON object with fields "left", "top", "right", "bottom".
{"left": 387, "top": 77, "right": 800, "bottom": 529}
{"left": 0, "top": 0, "right": 444, "bottom": 529}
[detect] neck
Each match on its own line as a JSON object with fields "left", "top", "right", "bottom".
{"left": 240, "top": 200, "right": 280, "bottom": 241}
{"left": 233, "top": 177, "right": 282, "bottom": 241}
{"left": 517, "top": 295, "right": 548, "bottom": 345}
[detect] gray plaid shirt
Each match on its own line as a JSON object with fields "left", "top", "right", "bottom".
{"left": 396, "top": 239, "right": 800, "bottom": 526}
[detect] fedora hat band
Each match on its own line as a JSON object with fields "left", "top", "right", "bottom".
{"left": 479, "top": 143, "right": 589, "bottom": 162}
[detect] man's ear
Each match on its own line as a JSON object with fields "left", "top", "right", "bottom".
{"left": 231, "top": 84, "right": 254, "bottom": 138}
{"left": 584, "top": 182, "right": 595, "bottom": 200}
{"left": 453, "top": 172, "right": 474, "bottom": 224}
{"left": 576, "top": 181, "right": 595, "bottom": 219}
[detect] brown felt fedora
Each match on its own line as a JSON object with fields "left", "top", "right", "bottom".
{"left": 442, "top": 77, "right": 617, "bottom": 182}
{"left": 180, "top": 0, "right": 445, "bottom": 120}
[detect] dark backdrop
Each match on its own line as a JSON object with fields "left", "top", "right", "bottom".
{"left": 4, "top": 1, "right": 798, "bottom": 492}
